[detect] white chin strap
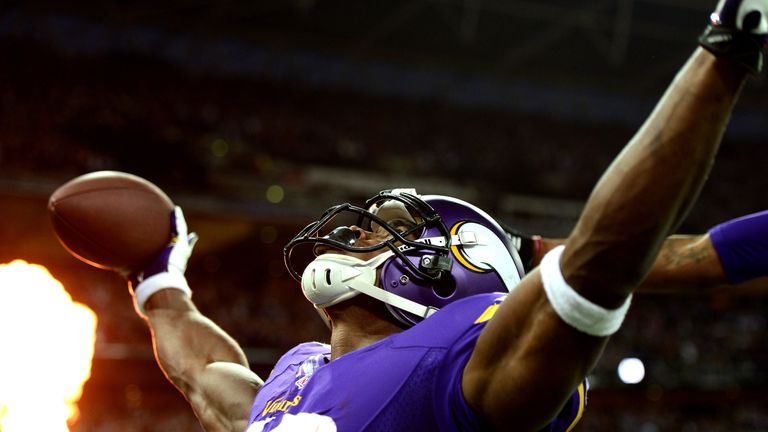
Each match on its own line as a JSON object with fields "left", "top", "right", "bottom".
{"left": 301, "top": 252, "right": 438, "bottom": 320}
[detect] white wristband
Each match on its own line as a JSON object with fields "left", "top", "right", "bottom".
{"left": 133, "top": 271, "right": 192, "bottom": 318}
{"left": 540, "top": 246, "right": 631, "bottom": 337}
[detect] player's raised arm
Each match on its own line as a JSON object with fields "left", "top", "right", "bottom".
{"left": 129, "top": 207, "right": 262, "bottom": 432}
{"left": 558, "top": 49, "right": 746, "bottom": 306}
{"left": 463, "top": 1, "right": 764, "bottom": 429}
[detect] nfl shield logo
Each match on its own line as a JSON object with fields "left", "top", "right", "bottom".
{"left": 295, "top": 376, "right": 310, "bottom": 389}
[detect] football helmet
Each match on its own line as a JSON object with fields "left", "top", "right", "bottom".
{"left": 284, "top": 189, "right": 525, "bottom": 327}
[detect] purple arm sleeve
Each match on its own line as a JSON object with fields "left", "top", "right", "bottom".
{"left": 708, "top": 210, "right": 768, "bottom": 284}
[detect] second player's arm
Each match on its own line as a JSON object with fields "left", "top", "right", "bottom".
{"left": 537, "top": 234, "right": 727, "bottom": 292}
{"left": 143, "top": 288, "right": 262, "bottom": 432}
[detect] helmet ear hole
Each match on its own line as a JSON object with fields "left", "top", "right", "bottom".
{"left": 432, "top": 276, "right": 456, "bottom": 299}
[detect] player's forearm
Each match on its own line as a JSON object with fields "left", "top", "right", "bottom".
{"left": 562, "top": 49, "right": 746, "bottom": 307}
{"left": 640, "top": 235, "right": 728, "bottom": 291}
{"left": 539, "top": 235, "right": 727, "bottom": 292}
{"left": 145, "top": 290, "right": 250, "bottom": 389}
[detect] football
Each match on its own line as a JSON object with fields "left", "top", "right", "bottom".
{"left": 48, "top": 171, "right": 175, "bottom": 273}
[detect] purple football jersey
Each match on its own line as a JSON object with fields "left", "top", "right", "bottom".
{"left": 246, "top": 293, "right": 586, "bottom": 431}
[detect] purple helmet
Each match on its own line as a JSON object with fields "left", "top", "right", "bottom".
{"left": 284, "top": 189, "right": 525, "bottom": 327}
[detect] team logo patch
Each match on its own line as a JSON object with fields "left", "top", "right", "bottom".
{"left": 295, "top": 376, "right": 310, "bottom": 389}
{"left": 293, "top": 353, "right": 324, "bottom": 389}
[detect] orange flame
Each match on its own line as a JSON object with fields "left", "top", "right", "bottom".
{"left": 0, "top": 260, "right": 97, "bottom": 431}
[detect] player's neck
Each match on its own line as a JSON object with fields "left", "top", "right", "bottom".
{"left": 326, "top": 297, "right": 403, "bottom": 360}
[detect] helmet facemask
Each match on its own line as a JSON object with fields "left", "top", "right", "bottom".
{"left": 284, "top": 190, "right": 453, "bottom": 285}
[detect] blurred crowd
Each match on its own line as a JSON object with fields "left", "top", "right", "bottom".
{"left": 4, "top": 38, "right": 768, "bottom": 227}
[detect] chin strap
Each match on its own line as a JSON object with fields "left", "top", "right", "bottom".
{"left": 346, "top": 278, "right": 439, "bottom": 319}
{"left": 301, "top": 252, "right": 438, "bottom": 319}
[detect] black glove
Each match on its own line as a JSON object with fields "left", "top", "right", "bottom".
{"left": 699, "top": 0, "right": 768, "bottom": 74}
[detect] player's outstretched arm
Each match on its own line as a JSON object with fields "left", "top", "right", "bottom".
{"left": 464, "top": 0, "right": 763, "bottom": 428}
{"left": 533, "top": 209, "right": 768, "bottom": 292}
{"left": 533, "top": 236, "right": 724, "bottom": 290}
{"left": 556, "top": 48, "right": 746, "bottom": 307}
{"left": 130, "top": 207, "right": 262, "bottom": 432}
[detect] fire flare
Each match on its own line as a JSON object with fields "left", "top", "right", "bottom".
{"left": 0, "top": 260, "right": 97, "bottom": 432}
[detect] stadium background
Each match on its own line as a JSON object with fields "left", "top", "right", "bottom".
{"left": 0, "top": 1, "right": 767, "bottom": 430}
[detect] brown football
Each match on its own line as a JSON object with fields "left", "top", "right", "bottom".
{"left": 48, "top": 171, "right": 174, "bottom": 273}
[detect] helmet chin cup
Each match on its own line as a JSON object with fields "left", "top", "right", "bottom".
{"left": 301, "top": 252, "right": 393, "bottom": 307}
{"left": 301, "top": 251, "right": 440, "bottom": 322}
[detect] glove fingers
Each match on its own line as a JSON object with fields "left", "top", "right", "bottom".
{"left": 741, "top": 7, "right": 767, "bottom": 34}
{"left": 719, "top": 0, "right": 768, "bottom": 33}
{"left": 719, "top": 0, "right": 740, "bottom": 23}
{"left": 188, "top": 232, "right": 199, "bottom": 251}
{"left": 172, "top": 206, "right": 189, "bottom": 239}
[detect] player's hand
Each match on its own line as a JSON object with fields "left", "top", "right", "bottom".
{"left": 129, "top": 206, "right": 198, "bottom": 317}
{"left": 700, "top": 0, "right": 768, "bottom": 74}
{"left": 130, "top": 206, "right": 198, "bottom": 284}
